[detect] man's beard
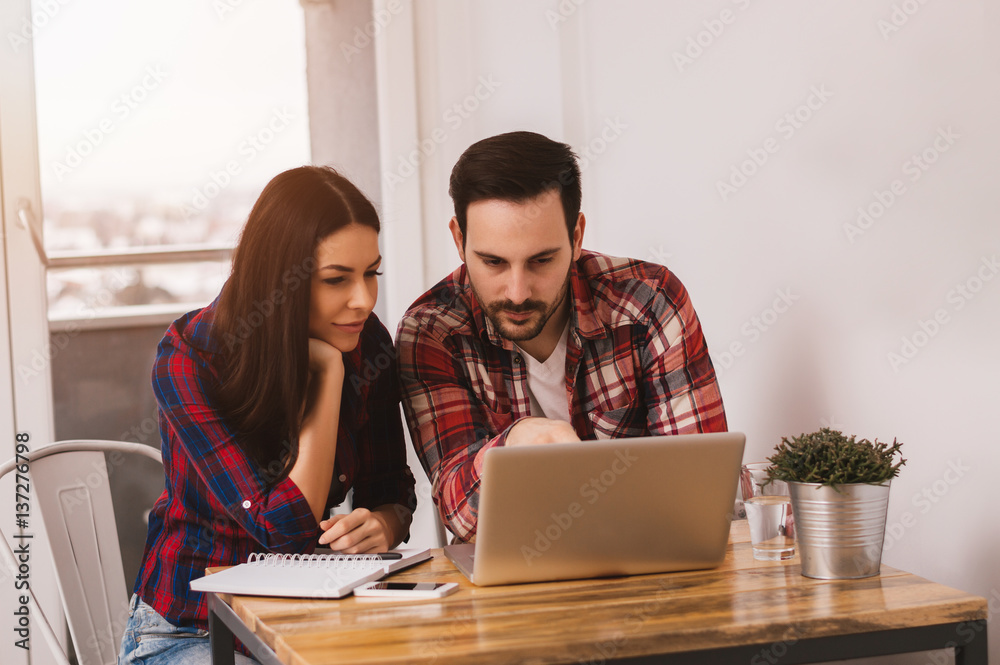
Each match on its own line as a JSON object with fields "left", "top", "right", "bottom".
{"left": 474, "top": 270, "right": 571, "bottom": 342}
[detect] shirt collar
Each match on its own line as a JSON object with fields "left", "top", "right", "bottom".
{"left": 569, "top": 255, "right": 606, "bottom": 341}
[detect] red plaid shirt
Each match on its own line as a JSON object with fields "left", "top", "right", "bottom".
{"left": 135, "top": 300, "right": 415, "bottom": 634}
{"left": 396, "top": 250, "right": 727, "bottom": 542}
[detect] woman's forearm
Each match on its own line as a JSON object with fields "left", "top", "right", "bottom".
{"left": 289, "top": 366, "right": 343, "bottom": 524}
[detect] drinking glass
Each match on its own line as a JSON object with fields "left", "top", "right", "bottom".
{"left": 740, "top": 463, "right": 795, "bottom": 561}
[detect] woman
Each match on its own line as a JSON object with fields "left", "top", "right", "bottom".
{"left": 119, "top": 166, "right": 416, "bottom": 664}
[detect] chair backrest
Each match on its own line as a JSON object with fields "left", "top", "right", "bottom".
{"left": 0, "top": 440, "right": 162, "bottom": 665}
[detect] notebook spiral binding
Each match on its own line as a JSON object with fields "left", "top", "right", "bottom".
{"left": 247, "top": 552, "right": 383, "bottom": 568}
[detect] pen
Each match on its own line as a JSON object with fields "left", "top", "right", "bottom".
{"left": 337, "top": 552, "right": 402, "bottom": 560}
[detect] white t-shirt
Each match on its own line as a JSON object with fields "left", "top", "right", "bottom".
{"left": 514, "top": 323, "right": 571, "bottom": 424}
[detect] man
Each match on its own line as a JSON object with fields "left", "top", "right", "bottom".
{"left": 396, "top": 131, "right": 727, "bottom": 542}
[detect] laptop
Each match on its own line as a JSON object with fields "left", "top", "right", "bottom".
{"left": 444, "top": 431, "right": 745, "bottom": 586}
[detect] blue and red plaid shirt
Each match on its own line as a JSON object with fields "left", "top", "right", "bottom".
{"left": 134, "top": 300, "right": 415, "bottom": 631}
{"left": 396, "top": 250, "right": 727, "bottom": 542}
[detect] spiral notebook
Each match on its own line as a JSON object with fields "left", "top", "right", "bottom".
{"left": 190, "top": 548, "right": 432, "bottom": 599}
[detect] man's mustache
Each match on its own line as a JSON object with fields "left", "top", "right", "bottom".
{"left": 490, "top": 300, "right": 543, "bottom": 314}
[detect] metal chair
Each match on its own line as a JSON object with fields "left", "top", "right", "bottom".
{"left": 0, "top": 440, "right": 162, "bottom": 665}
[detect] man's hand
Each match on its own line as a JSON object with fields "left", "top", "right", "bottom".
{"left": 506, "top": 417, "right": 581, "bottom": 446}
{"left": 317, "top": 505, "right": 408, "bottom": 553}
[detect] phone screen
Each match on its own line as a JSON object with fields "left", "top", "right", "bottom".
{"left": 366, "top": 582, "right": 446, "bottom": 591}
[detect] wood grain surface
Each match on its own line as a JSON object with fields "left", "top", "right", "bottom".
{"left": 215, "top": 520, "right": 987, "bottom": 665}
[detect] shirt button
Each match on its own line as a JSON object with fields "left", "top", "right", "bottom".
{"left": 339, "top": 474, "right": 347, "bottom": 482}
{"left": 242, "top": 500, "right": 251, "bottom": 509}
{"left": 514, "top": 355, "right": 522, "bottom": 364}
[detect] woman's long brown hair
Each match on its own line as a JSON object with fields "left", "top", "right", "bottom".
{"left": 211, "top": 166, "right": 379, "bottom": 484}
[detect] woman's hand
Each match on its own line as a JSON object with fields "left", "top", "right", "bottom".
{"left": 317, "top": 505, "right": 411, "bottom": 553}
{"left": 299, "top": 337, "right": 344, "bottom": 426}
{"left": 308, "top": 337, "right": 345, "bottom": 379}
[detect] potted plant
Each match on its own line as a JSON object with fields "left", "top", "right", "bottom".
{"left": 767, "top": 427, "right": 905, "bottom": 579}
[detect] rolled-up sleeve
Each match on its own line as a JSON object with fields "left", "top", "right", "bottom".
{"left": 396, "top": 314, "right": 512, "bottom": 542}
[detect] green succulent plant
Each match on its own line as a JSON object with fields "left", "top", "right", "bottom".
{"left": 767, "top": 427, "right": 905, "bottom": 487}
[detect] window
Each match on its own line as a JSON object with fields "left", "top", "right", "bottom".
{"left": 32, "top": 0, "right": 310, "bottom": 319}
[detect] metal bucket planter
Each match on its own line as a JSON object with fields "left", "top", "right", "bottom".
{"left": 788, "top": 481, "right": 891, "bottom": 579}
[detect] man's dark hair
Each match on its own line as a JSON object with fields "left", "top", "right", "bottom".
{"left": 449, "top": 131, "right": 581, "bottom": 245}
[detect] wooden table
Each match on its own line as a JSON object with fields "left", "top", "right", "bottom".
{"left": 206, "top": 522, "right": 988, "bottom": 664}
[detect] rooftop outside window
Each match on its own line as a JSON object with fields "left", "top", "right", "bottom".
{"left": 33, "top": 0, "right": 311, "bottom": 322}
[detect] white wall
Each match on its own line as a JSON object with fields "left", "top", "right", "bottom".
{"left": 381, "top": 0, "right": 1000, "bottom": 661}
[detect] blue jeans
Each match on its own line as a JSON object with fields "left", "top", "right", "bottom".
{"left": 118, "top": 594, "right": 259, "bottom": 665}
